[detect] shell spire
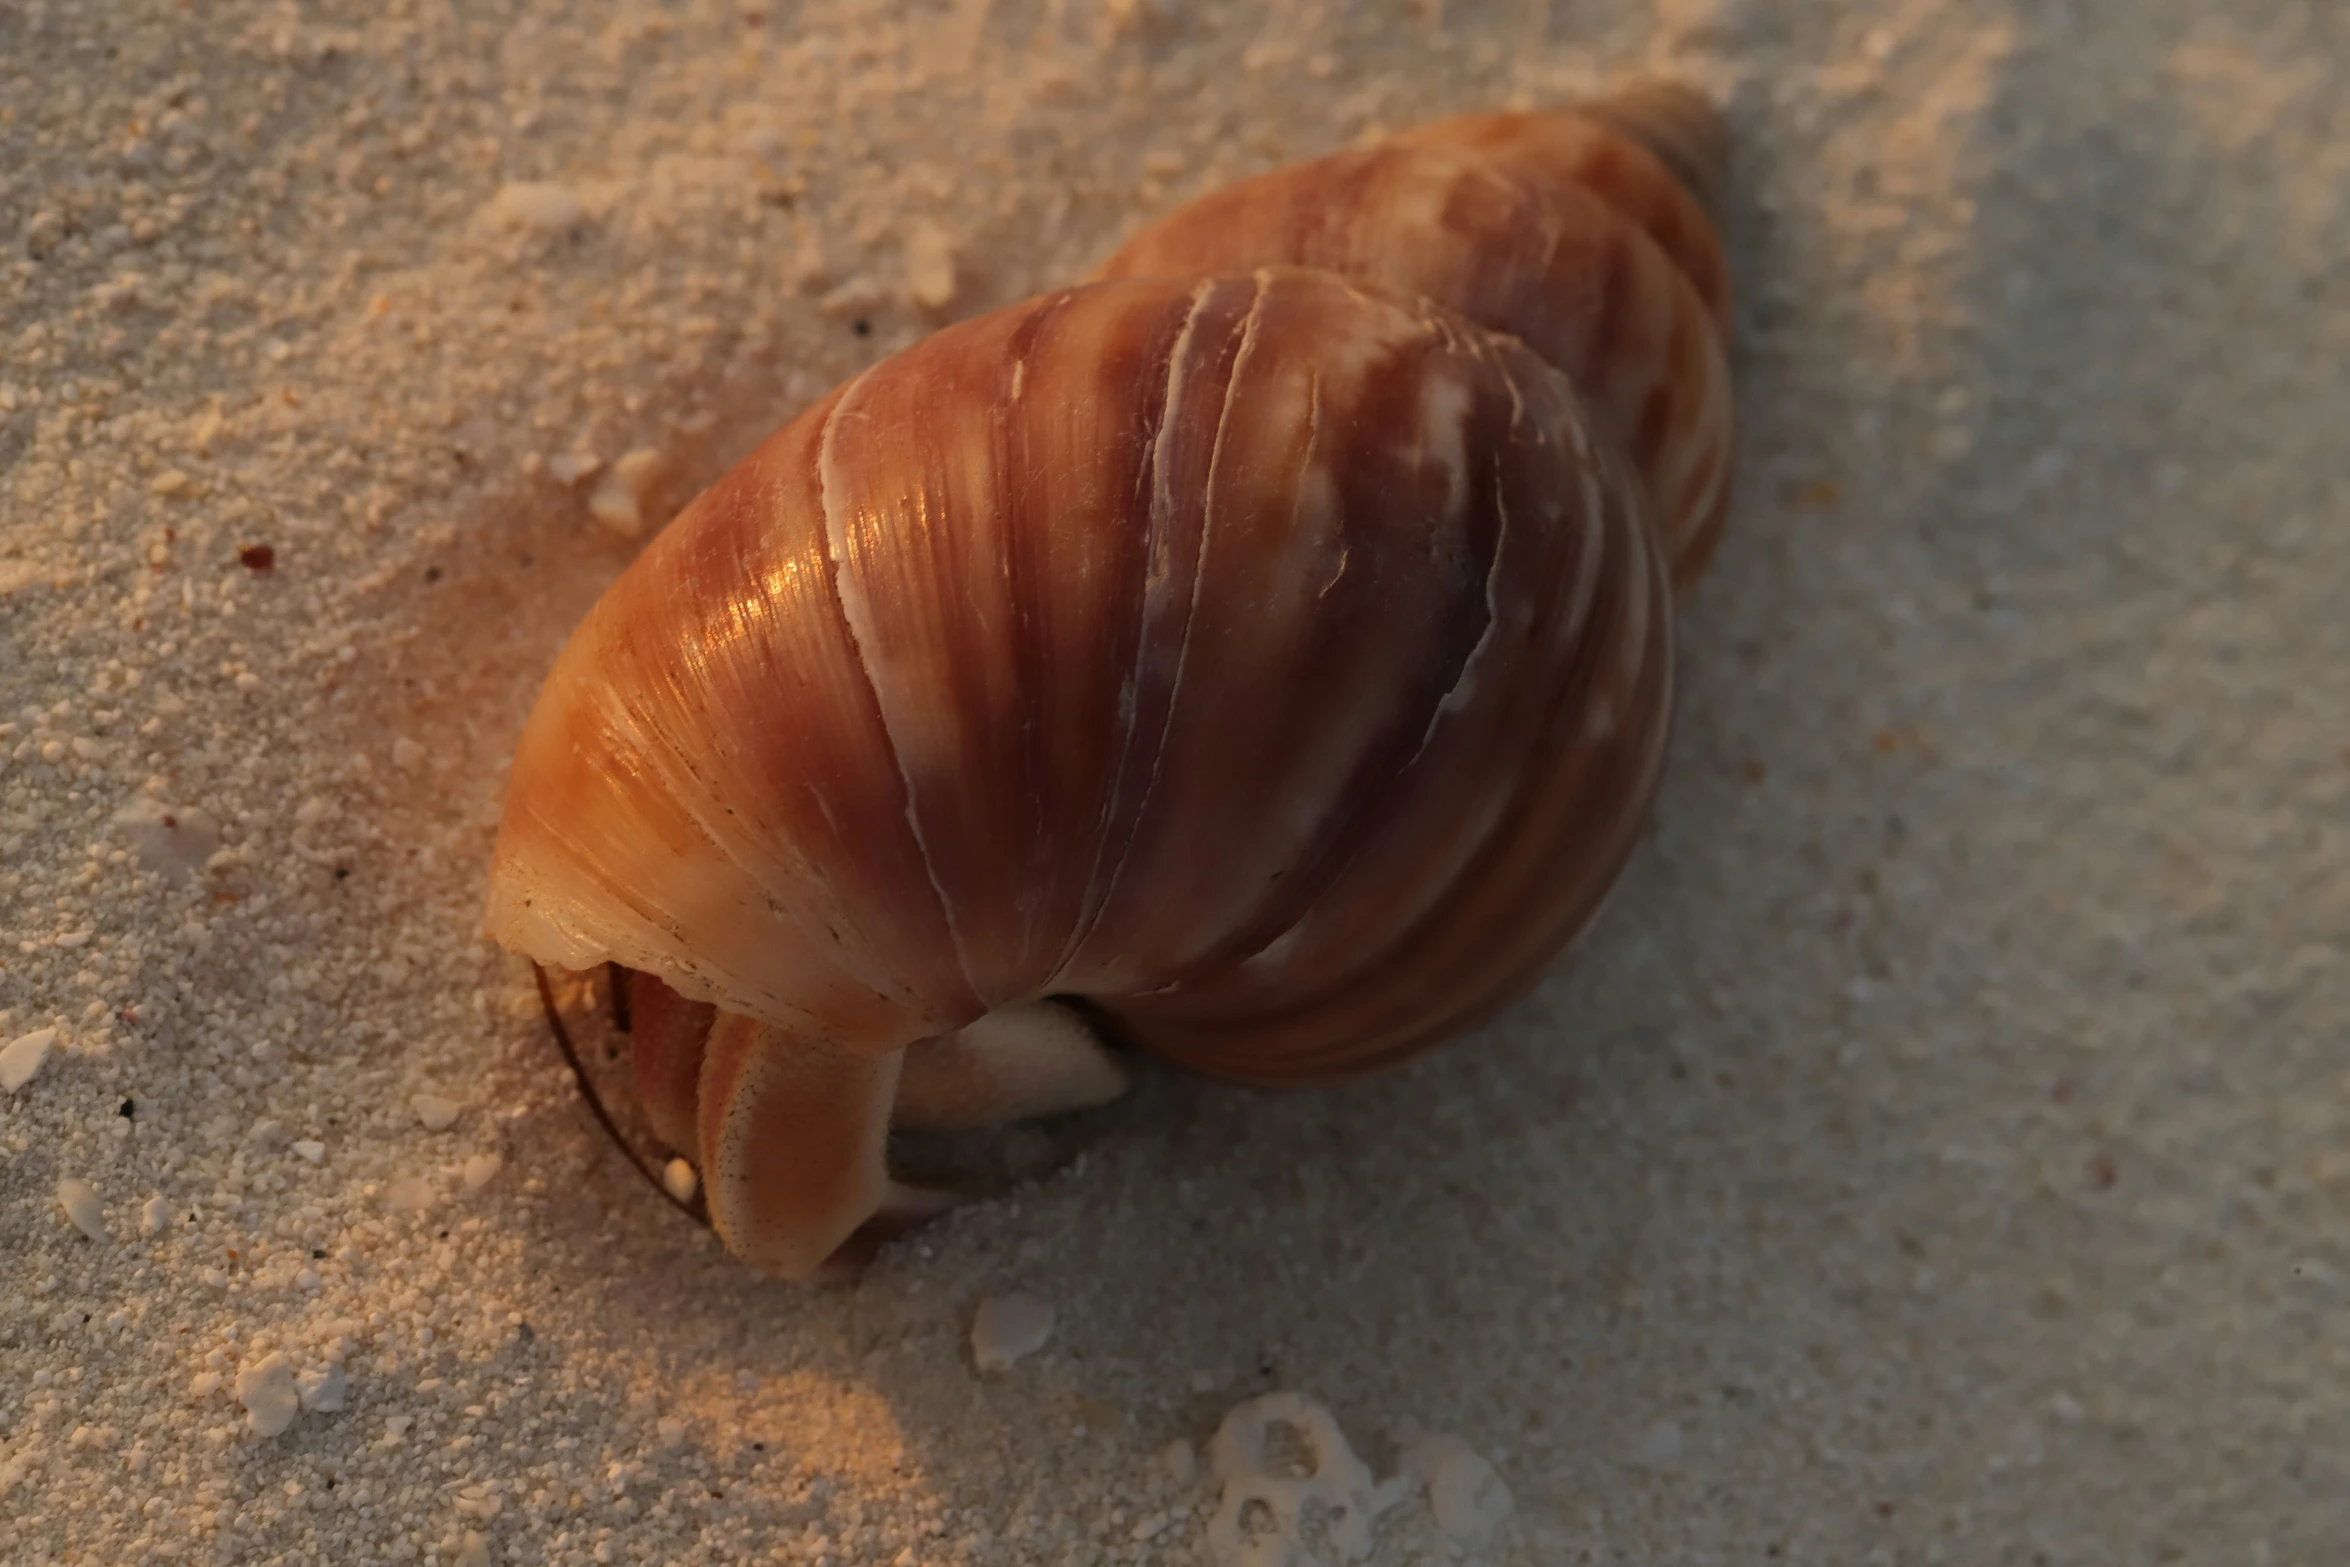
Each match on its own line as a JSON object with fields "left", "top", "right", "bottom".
{"left": 484, "top": 85, "right": 1737, "bottom": 1275}
{"left": 1101, "top": 85, "right": 1735, "bottom": 584}
{"left": 1574, "top": 78, "right": 1730, "bottom": 219}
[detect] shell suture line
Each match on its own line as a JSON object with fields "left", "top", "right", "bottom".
{"left": 1140, "top": 269, "right": 1272, "bottom": 820}
{"left": 1052, "top": 278, "right": 1220, "bottom": 984}
{"left": 1614, "top": 471, "right": 1659, "bottom": 688}
{"left": 1427, "top": 445, "right": 1513, "bottom": 737}
{"left": 1076, "top": 274, "right": 1269, "bottom": 971}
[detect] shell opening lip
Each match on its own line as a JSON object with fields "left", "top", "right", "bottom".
{"left": 533, "top": 961, "right": 714, "bottom": 1231}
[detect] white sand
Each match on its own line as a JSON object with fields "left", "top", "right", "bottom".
{"left": 6, "top": 0, "right": 2349, "bottom": 1562}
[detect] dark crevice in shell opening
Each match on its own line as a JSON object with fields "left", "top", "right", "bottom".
{"left": 534, "top": 962, "right": 712, "bottom": 1230}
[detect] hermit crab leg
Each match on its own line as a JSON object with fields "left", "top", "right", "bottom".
{"left": 542, "top": 966, "right": 981, "bottom": 1273}
{"left": 623, "top": 969, "right": 714, "bottom": 1156}
{"left": 697, "top": 1002, "right": 1125, "bottom": 1270}
{"left": 555, "top": 971, "right": 1125, "bottom": 1271}
{"left": 689, "top": 1012, "right": 910, "bottom": 1275}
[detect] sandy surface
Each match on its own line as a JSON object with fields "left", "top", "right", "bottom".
{"left": 6, "top": 1, "right": 2349, "bottom": 1563}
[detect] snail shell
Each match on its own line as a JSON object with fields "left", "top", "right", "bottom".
{"left": 484, "top": 85, "right": 1734, "bottom": 1275}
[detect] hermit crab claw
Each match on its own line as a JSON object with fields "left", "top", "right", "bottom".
{"left": 538, "top": 966, "right": 1130, "bottom": 1277}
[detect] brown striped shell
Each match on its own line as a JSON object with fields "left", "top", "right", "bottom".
{"left": 483, "top": 85, "right": 1735, "bottom": 1276}
{"left": 1098, "top": 90, "right": 1733, "bottom": 586}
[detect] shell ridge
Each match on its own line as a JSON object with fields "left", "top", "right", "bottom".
{"left": 496, "top": 659, "right": 793, "bottom": 1013}
{"left": 816, "top": 363, "right": 982, "bottom": 999}
{"left": 1127, "top": 387, "right": 1628, "bottom": 1051}
{"left": 1383, "top": 331, "right": 1531, "bottom": 791}
{"left": 1158, "top": 456, "right": 1502, "bottom": 993}
{"left": 1125, "top": 307, "right": 1526, "bottom": 996}
{"left": 1050, "top": 278, "right": 1221, "bottom": 983}
{"left": 995, "top": 298, "right": 1058, "bottom": 984}
{"left": 617, "top": 569, "right": 925, "bottom": 1023}
{"left": 1117, "top": 269, "right": 1272, "bottom": 894}
{"left": 1416, "top": 438, "right": 1510, "bottom": 749}
{"left": 1151, "top": 462, "right": 1654, "bottom": 1072}
{"left": 1609, "top": 450, "right": 1660, "bottom": 695}
{"left": 1061, "top": 274, "right": 1269, "bottom": 988}
{"left": 570, "top": 679, "right": 855, "bottom": 1028}
{"left": 1392, "top": 475, "right": 1676, "bottom": 1058}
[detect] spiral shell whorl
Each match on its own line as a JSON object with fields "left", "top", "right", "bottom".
{"left": 1098, "top": 87, "right": 1735, "bottom": 587}
{"left": 1569, "top": 79, "right": 1730, "bottom": 221}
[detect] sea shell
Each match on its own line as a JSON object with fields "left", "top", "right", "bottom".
{"left": 484, "top": 83, "right": 1735, "bottom": 1275}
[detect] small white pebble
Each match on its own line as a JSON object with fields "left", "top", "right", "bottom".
{"left": 1401, "top": 1432, "right": 1514, "bottom": 1540}
{"left": 56, "top": 1178, "right": 109, "bottom": 1242}
{"left": 586, "top": 481, "right": 642, "bottom": 537}
{"left": 385, "top": 1176, "right": 436, "bottom": 1213}
{"left": 2049, "top": 1392, "right": 2087, "bottom": 1426}
{"left": 412, "top": 1093, "right": 461, "bottom": 1131}
{"left": 296, "top": 1268, "right": 322, "bottom": 1291}
{"left": 486, "top": 181, "right": 587, "bottom": 231}
{"left": 610, "top": 446, "right": 667, "bottom": 499}
{"left": 1631, "top": 1419, "right": 1683, "bottom": 1471}
{"left": 735, "top": 122, "right": 785, "bottom": 157}
{"left": 1162, "top": 1438, "right": 1198, "bottom": 1485}
{"left": 296, "top": 1364, "right": 347, "bottom": 1413}
{"left": 903, "top": 221, "right": 958, "bottom": 311}
{"left": 970, "top": 1293, "right": 1055, "bottom": 1373}
{"left": 2, "top": 1026, "right": 57, "bottom": 1091}
{"left": 112, "top": 799, "right": 218, "bottom": 879}
{"left": 462, "top": 1152, "right": 504, "bottom": 1191}
{"left": 546, "top": 451, "right": 602, "bottom": 485}
{"left": 235, "top": 1353, "right": 302, "bottom": 1438}
{"left": 585, "top": 447, "right": 670, "bottom": 538}
{"left": 661, "top": 1158, "right": 699, "bottom": 1202}
{"left": 189, "top": 1370, "right": 222, "bottom": 1399}
{"left": 292, "top": 1139, "right": 326, "bottom": 1164}
{"left": 139, "top": 1195, "right": 169, "bottom": 1235}
{"left": 454, "top": 1531, "right": 491, "bottom": 1567}
{"left": 818, "top": 274, "right": 887, "bottom": 318}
